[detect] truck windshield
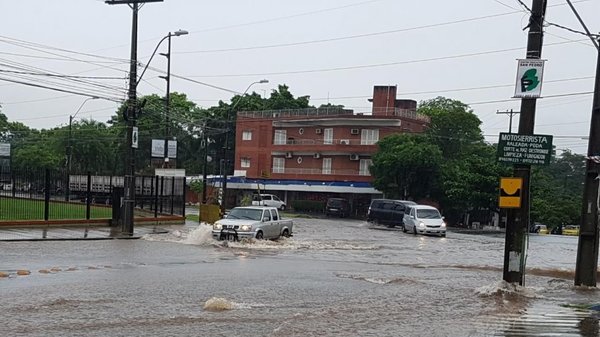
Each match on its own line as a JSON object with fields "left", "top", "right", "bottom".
{"left": 227, "top": 208, "right": 263, "bottom": 221}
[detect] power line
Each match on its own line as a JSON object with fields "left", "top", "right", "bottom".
{"left": 0, "top": 76, "right": 123, "bottom": 102}
{"left": 185, "top": 39, "right": 585, "bottom": 78}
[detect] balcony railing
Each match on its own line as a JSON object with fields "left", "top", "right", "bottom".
{"left": 271, "top": 168, "right": 370, "bottom": 176}
{"left": 371, "top": 107, "right": 430, "bottom": 122}
{"left": 238, "top": 107, "right": 354, "bottom": 119}
{"left": 238, "top": 107, "right": 430, "bottom": 123}
{"left": 274, "top": 138, "right": 377, "bottom": 146}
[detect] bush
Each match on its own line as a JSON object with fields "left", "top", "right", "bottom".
{"left": 292, "top": 200, "right": 325, "bottom": 212}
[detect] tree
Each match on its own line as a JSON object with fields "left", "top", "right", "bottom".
{"left": 370, "top": 134, "right": 442, "bottom": 200}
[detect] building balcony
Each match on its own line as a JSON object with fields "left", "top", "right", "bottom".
{"left": 268, "top": 168, "right": 372, "bottom": 182}
{"left": 272, "top": 138, "right": 378, "bottom": 152}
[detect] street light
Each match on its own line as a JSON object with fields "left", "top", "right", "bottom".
{"left": 159, "top": 29, "right": 188, "bottom": 168}
{"left": 137, "top": 30, "right": 188, "bottom": 169}
{"left": 219, "top": 79, "right": 269, "bottom": 211}
{"left": 66, "top": 96, "right": 98, "bottom": 201}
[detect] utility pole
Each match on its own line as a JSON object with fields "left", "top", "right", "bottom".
{"left": 496, "top": 109, "right": 520, "bottom": 133}
{"left": 106, "top": 0, "right": 163, "bottom": 235}
{"left": 567, "top": 0, "right": 600, "bottom": 286}
{"left": 202, "top": 122, "right": 209, "bottom": 203}
{"left": 502, "top": 0, "right": 547, "bottom": 285}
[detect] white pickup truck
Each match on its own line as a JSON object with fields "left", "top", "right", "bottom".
{"left": 212, "top": 206, "right": 293, "bottom": 241}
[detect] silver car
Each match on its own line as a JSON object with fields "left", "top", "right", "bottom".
{"left": 402, "top": 205, "right": 446, "bottom": 237}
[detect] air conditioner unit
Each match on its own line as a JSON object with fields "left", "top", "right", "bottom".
{"left": 315, "top": 128, "right": 322, "bottom": 134}
{"left": 350, "top": 128, "right": 360, "bottom": 135}
{"left": 340, "top": 139, "right": 350, "bottom": 145}
{"left": 350, "top": 154, "right": 360, "bottom": 161}
{"left": 285, "top": 152, "right": 293, "bottom": 159}
{"left": 313, "top": 153, "right": 321, "bottom": 159}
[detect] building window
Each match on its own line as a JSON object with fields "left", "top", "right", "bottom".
{"left": 323, "top": 128, "right": 333, "bottom": 145}
{"left": 273, "top": 157, "right": 285, "bottom": 173}
{"left": 274, "top": 129, "right": 287, "bottom": 145}
{"left": 361, "top": 129, "right": 379, "bottom": 145}
{"left": 241, "top": 158, "right": 251, "bottom": 168}
{"left": 322, "top": 158, "right": 332, "bottom": 174}
{"left": 242, "top": 130, "right": 252, "bottom": 141}
{"left": 359, "top": 159, "right": 372, "bottom": 176}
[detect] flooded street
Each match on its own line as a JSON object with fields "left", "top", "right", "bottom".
{"left": 2, "top": 217, "right": 599, "bottom": 336}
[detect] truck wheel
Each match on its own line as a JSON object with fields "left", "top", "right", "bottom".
{"left": 402, "top": 224, "right": 407, "bottom": 233}
{"left": 413, "top": 226, "right": 417, "bottom": 235}
{"left": 282, "top": 229, "right": 290, "bottom": 237}
{"left": 280, "top": 205, "right": 286, "bottom": 211}
{"left": 255, "top": 231, "right": 264, "bottom": 240}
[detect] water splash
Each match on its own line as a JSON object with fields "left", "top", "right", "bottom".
{"left": 475, "top": 280, "right": 541, "bottom": 299}
{"left": 183, "top": 224, "right": 215, "bottom": 245}
{"left": 203, "top": 297, "right": 254, "bottom": 311}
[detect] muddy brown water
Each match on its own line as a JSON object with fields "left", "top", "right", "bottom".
{"left": 1, "top": 218, "right": 599, "bottom": 336}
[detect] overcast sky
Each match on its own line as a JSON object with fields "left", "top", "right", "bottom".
{"left": 1, "top": 0, "right": 598, "bottom": 154}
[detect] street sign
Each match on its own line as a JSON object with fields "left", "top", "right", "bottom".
{"left": 497, "top": 132, "right": 553, "bottom": 165}
{"left": 132, "top": 127, "right": 139, "bottom": 148}
{"left": 514, "top": 59, "right": 545, "bottom": 98}
{"left": 499, "top": 177, "right": 522, "bottom": 208}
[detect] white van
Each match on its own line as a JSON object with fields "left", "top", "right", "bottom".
{"left": 402, "top": 205, "right": 446, "bottom": 237}
{"left": 251, "top": 194, "right": 286, "bottom": 210}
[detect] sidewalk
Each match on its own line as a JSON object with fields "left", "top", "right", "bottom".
{"left": 0, "top": 225, "right": 169, "bottom": 241}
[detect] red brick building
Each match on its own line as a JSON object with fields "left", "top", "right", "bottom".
{"left": 226, "top": 85, "right": 430, "bottom": 215}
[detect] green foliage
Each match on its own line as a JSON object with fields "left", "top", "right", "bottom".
{"left": 189, "top": 180, "right": 203, "bottom": 194}
{"left": 240, "top": 194, "right": 252, "bottom": 206}
{"left": 291, "top": 200, "right": 325, "bottom": 212}
{"left": 529, "top": 151, "right": 585, "bottom": 228}
{"left": 371, "top": 134, "right": 442, "bottom": 199}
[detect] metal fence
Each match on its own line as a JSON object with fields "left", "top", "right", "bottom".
{"left": 0, "top": 167, "right": 186, "bottom": 222}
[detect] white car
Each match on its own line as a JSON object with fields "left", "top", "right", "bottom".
{"left": 402, "top": 205, "right": 446, "bottom": 237}
{"left": 251, "top": 194, "right": 286, "bottom": 210}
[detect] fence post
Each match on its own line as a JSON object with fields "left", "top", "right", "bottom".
{"left": 44, "top": 169, "right": 50, "bottom": 221}
{"left": 154, "top": 175, "right": 159, "bottom": 218}
{"left": 160, "top": 176, "right": 164, "bottom": 214}
{"left": 86, "top": 171, "right": 91, "bottom": 220}
{"left": 170, "top": 177, "right": 175, "bottom": 215}
{"left": 11, "top": 170, "right": 15, "bottom": 198}
{"left": 182, "top": 177, "right": 186, "bottom": 217}
{"left": 140, "top": 176, "right": 145, "bottom": 209}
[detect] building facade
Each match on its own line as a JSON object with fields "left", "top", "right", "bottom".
{"left": 226, "top": 85, "right": 430, "bottom": 216}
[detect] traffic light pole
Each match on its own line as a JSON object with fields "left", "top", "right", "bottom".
{"left": 502, "top": 0, "right": 547, "bottom": 285}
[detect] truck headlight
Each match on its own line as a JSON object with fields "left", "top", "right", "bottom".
{"left": 441, "top": 222, "right": 446, "bottom": 228}
{"left": 240, "top": 224, "right": 252, "bottom": 232}
{"left": 418, "top": 222, "right": 426, "bottom": 228}
{"left": 213, "top": 223, "right": 222, "bottom": 230}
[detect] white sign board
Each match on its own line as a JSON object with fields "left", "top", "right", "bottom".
{"left": 0, "top": 143, "right": 10, "bottom": 157}
{"left": 151, "top": 139, "right": 177, "bottom": 158}
{"left": 514, "top": 59, "right": 545, "bottom": 98}
{"left": 168, "top": 140, "right": 177, "bottom": 159}
{"left": 132, "top": 127, "right": 139, "bottom": 148}
{"left": 151, "top": 139, "right": 164, "bottom": 157}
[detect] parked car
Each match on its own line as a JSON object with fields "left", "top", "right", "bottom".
{"left": 530, "top": 223, "right": 549, "bottom": 234}
{"left": 212, "top": 206, "right": 293, "bottom": 241}
{"left": 251, "top": 194, "right": 286, "bottom": 210}
{"left": 402, "top": 205, "right": 446, "bottom": 237}
{"left": 366, "top": 199, "right": 416, "bottom": 228}
{"left": 562, "top": 225, "right": 580, "bottom": 236}
{"left": 325, "top": 198, "right": 350, "bottom": 217}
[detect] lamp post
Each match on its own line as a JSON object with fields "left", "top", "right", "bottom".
{"left": 160, "top": 30, "right": 188, "bottom": 168}
{"left": 66, "top": 96, "right": 98, "bottom": 201}
{"left": 220, "top": 79, "right": 268, "bottom": 212}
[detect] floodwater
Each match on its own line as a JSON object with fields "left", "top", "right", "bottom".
{"left": 1, "top": 218, "right": 599, "bottom": 337}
